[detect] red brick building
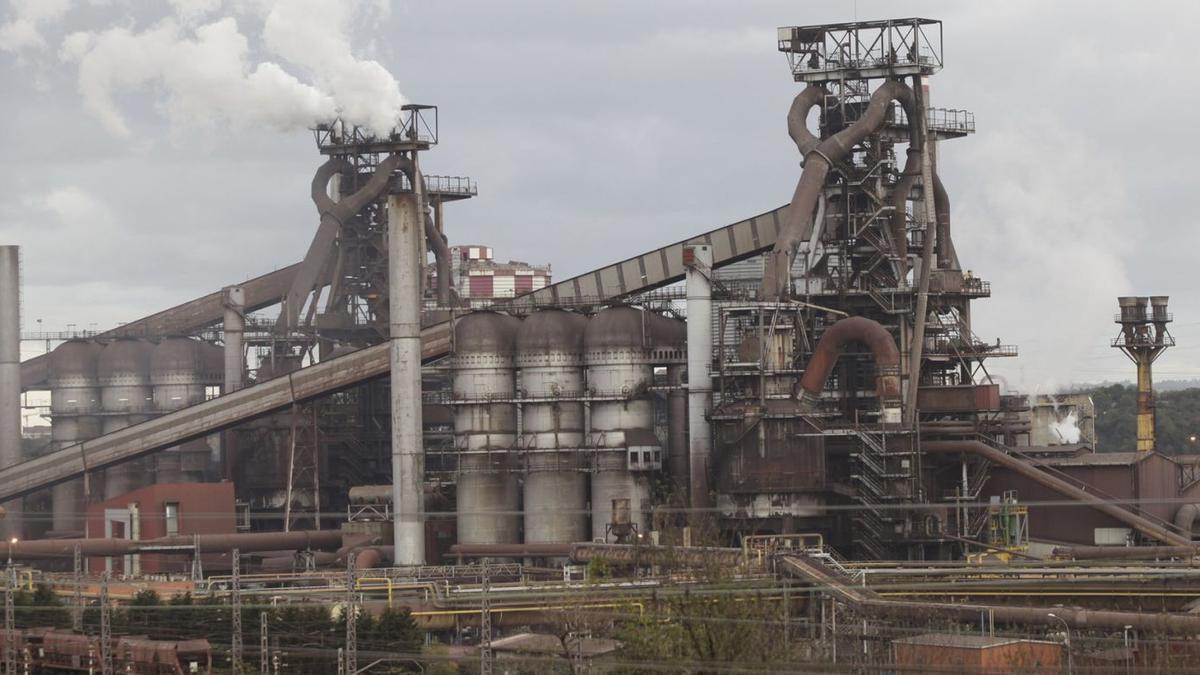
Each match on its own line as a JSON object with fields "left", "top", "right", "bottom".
{"left": 86, "top": 482, "right": 236, "bottom": 575}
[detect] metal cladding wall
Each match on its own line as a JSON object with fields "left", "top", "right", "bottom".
{"left": 517, "top": 309, "right": 589, "bottom": 544}
{"left": 453, "top": 312, "right": 521, "bottom": 545}
{"left": 584, "top": 307, "right": 655, "bottom": 541}
{"left": 47, "top": 340, "right": 103, "bottom": 534}
{"left": 983, "top": 451, "right": 1181, "bottom": 544}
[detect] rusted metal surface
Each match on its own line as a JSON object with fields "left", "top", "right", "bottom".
{"left": 0, "top": 530, "right": 344, "bottom": 560}
{"left": 924, "top": 440, "right": 1189, "bottom": 546}
{"left": 917, "top": 384, "right": 1000, "bottom": 413}
{"left": 799, "top": 316, "right": 901, "bottom": 404}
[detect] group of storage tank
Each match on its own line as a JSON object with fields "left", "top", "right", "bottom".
{"left": 452, "top": 306, "right": 683, "bottom": 546}
{"left": 46, "top": 337, "right": 222, "bottom": 534}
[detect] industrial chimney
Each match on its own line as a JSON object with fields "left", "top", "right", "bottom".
{"left": 1113, "top": 296, "right": 1174, "bottom": 452}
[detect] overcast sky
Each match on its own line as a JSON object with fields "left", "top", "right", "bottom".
{"left": 1, "top": 0, "right": 1198, "bottom": 393}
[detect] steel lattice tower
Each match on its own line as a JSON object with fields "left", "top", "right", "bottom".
{"left": 100, "top": 571, "right": 113, "bottom": 675}
{"left": 344, "top": 552, "right": 357, "bottom": 675}
{"left": 232, "top": 548, "right": 244, "bottom": 674}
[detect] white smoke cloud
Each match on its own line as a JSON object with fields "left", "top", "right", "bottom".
{"left": 56, "top": 0, "right": 406, "bottom": 138}
{"left": 0, "top": 0, "right": 69, "bottom": 53}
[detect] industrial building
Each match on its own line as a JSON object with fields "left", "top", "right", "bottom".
{"left": 1, "top": 15, "right": 1199, "bottom": 673}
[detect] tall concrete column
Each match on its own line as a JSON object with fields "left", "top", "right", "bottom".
{"left": 389, "top": 180, "right": 425, "bottom": 565}
{"left": 222, "top": 286, "right": 245, "bottom": 394}
{"left": 684, "top": 244, "right": 713, "bottom": 511}
{"left": 0, "top": 246, "right": 21, "bottom": 539}
{"left": 221, "top": 285, "right": 245, "bottom": 481}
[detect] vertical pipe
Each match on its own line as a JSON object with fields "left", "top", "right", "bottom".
{"left": 685, "top": 245, "right": 713, "bottom": 510}
{"left": 665, "top": 364, "right": 688, "bottom": 496}
{"left": 389, "top": 184, "right": 425, "bottom": 565}
{"left": 1136, "top": 354, "right": 1154, "bottom": 452}
{"left": 0, "top": 246, "right": 20, "bottom": 539}
{"left": 903, "top": 77, "right": 936, "bottom": 427}
{"left": 222, "top": 286, "right": 245, "bottom": 480}
{"left": 223, "top": 286, "right": 245, "bottom": 394}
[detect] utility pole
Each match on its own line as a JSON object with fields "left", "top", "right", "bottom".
{"left": 190, "top": 535, "right": 203, "bottom": 582}
{"left": 4, "top": 565, "right": 15, "bottom": 675}
{"left": 345, "top": 553, "right": 357, "bottom": 675}
{"left": 72, "top": 544, "right": 83, "bottom": 632}
{"left": 260, "top": 611, "right": 269, "bottom": 675}
{"left": 99, "top": 572, "right": 112, "bottom": 675}
{"left": 232, "top": 548, "right": 243, "bottom": 674}
{"left": 480, "top": 567, "right": 493, "bottom": 675}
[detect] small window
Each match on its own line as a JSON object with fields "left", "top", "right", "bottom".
{"left": 164, "top": 502, "right": 180, "bottom": 537}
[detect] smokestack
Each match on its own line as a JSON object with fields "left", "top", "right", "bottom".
{"left": 389, "top": 174, "right": 426, "bottom": 565}
{"left": 0, "top": 246, "right": 20, "bottom": 539}
{"left": 684, "top": 245, "right": 713, "bottom": 511}
{"left": 1113, "top": 295, "right": 1174, "bottom": 452}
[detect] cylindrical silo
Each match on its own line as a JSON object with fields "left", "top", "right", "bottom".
{"left": 151, "top": 337, "right": 223, "bottom": 483}
{"left": 453, "top": 311, "right": 521, "bottom": 545}
{"left": 48, "top": 339, "right": 103, "bottom": 534}
{"left": 98, "top": 338, "right": 154, "bottom": 498}
{"left": 517, "top": 309, "right": 588, "bottom": 544}
{"left": 584, "top": 307, "right": 656, "bottom": 541}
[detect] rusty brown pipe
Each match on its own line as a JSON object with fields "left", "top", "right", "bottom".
{"left": 763, "top": 80, "right": 915, "bottom": 300}
{"left": 798, "top": 317, "right": 901, "bottom": 414}
{"left": 424, "top": 211, "right": 452, "bottom": 307}
{"left": 1052, "top": 545, "right": 1200, "bottom": 561}
{"left": 932, "top": 170, "right": 958, "bottom": 270}
{"left": 889, "top": 148, "right": 921, "bottom": 279}
{"left": 923, "top": 440, "right": 1191, "bottom": 546}
{"left": 0, "top": 530, "right": 346, "bottom": 560}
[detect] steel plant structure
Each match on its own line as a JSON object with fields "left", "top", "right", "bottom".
{"left": 2, "top": 17, "right": 1198, "bottom": 586}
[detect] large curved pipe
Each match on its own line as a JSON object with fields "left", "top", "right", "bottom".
{"left": 798, "top": 317, "right": 901, "bottom": 421}
{"left": 923, "top": 440, "right": 1191, "bottom": 546}
{"left": 424, "top": 211, "right": 452, "bottom": 307}
{"left": 889, "top": 148, "right": 921, "bottom": 280}
{"left": 279, "top": 153, "right": 410, "bottom": 331}
{"left": 932, "top": 170, "right": 958, "bottom": 270}
{"left": 762, "top": 81, "right": 915, "bottom": 300}
{"left": 786, "top": 85, "right": 826, "bottom": 156}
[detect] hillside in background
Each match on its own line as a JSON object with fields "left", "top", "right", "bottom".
{"left": 1089, "top": 384, "right": 1200, "bottom": 454}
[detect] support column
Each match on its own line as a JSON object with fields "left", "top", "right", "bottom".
{"left": 0, "top": 246, "right": 20, "bottom": 540}
{"left": 223, "top": 286, "right": 245, "bottom": 394}
{"left": 389, "top": 181, "right": 425, "bottom": 565}
{"left": 222, "top": 285, "right": 245, "bottom": 481}
{"left": 684, "top": 244, "right": 713, "bottom": 510}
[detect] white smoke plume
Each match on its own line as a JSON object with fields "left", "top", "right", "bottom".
{"left": 0, "top": 0, "right": 69, "bottom": 53}
{"left": 57, "top": 0, "right": 405, "bottom": 138}
{"left": 1049, "top": 409, "right": 1082, "bottom": 444}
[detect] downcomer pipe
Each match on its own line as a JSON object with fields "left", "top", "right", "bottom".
{"left": 279, "top": 153, "right": 407, "bottom": 332}
{"left": 923, "top": 440, "right": 1190, "bottom": 546}
{"left": 389, "top": 183, "right": 426, "bottom": 565}
{"left": 762, "top": 80, "right": 915, "bottom": 300}
{"left": 0, "top": 246, "right": 20, "bottom": 539}
{"left": 424, "top": 211, "right": 452, "bottom": 307}
{"left": 684, "top": 245, "right": 713, "bottom": 509}
{"left": 798, "top": 316, "right": 901, "bottom": 425}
